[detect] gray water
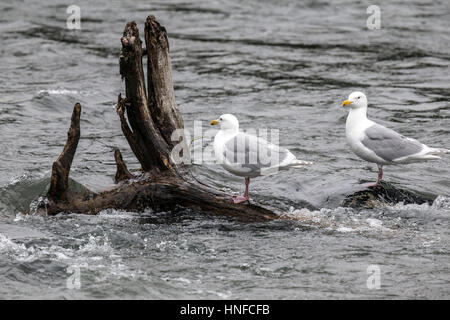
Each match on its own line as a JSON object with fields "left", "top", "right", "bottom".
{"left": 0, "top": 0, "right": 449, "bottom": 299}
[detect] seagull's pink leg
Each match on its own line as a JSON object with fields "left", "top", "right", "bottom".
{"left": 232, "top": 178, "right": 250, "bottom": 204}
{"left": 376, "top": 165, "right": 383, "bottom": 185}
{"left": 368, "top": 165, "right": 383, "bottom": 187}
{"left": 244, "top": 177, "right": 250, "bottom": 198}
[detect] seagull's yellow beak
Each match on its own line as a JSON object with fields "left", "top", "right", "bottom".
{"left": 342, "top": 100, "right": 352, "bottom": 107}
{"left": 210, "top": 119, "right": 219, "bottom": 125}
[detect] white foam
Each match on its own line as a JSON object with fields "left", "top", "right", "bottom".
{"left": 155, "top": 239, "right": 189, "bottom": 253}
{"left": 366, "top": 218, "right": 383, "bottom": 228}
{"left": 8, "top": 173, "right": 31, "bottom": 186}
{"left": 28, "top": 196, "right": 49, "bottom": 216}
{"left": 97, "top": 209, "right": 140, "bottom": 219}
{"left": 206, "top": 290, "right": 232, "bottom": 299}
{"left": 162, "top": 277, "right": 193, "bottom": 284}
{"left": 78, "top": 235, "right": 115, "bottom": 256}
{"left": 14, "top": 213, "right": 26, "bottom": 222}
{"left": 432, "top": 195, "right": 450, "bottom": 210}
{"left": 0, "top": 233, "right": 37, "bottom": 262}
{"left": 0, "top": 233, "right": 27, "bottom": 253}
{"left": 0, "top": 231, "right": 144, "bottom": 283}
{"left": 387, "top": 202, "right": 431, "bottom": 211}
{"left": 336, "top": 226, "right": 354, "bottom": 233}
{"left": 37, "top": 89, "right": 79, "bottom": 95}
{"left": 281, "top": 207, "right": 393, "bottom": 234}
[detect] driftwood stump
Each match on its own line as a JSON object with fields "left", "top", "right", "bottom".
{"left": 37, "top": 16, "right": 278, "bottom": 222}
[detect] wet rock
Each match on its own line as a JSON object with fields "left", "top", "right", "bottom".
{"left": 342, "top": 181, "right": 436, "bottom": 209}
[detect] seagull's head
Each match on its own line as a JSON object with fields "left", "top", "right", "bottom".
{"left": 210, "top": 114, "right": 239, "bottom": 131}
{"left": 342, "top": 91, "right": 367, "bottom": 110}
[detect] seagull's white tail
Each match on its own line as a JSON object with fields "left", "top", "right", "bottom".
{"left": 396, "top": 147, "right": 448, "bottom": 163}
{"left": 427, "top": 148, "right": 449, "bottom": 157}
{"left": 289, "top": 160, "right": 313, "bottom": 168}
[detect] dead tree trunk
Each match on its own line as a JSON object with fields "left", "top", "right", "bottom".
{"left": 35, "top": 15, "right": 278, "bottom": 222}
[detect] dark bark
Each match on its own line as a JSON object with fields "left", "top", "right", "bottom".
{"left": 144, "top": 15, "right": 184, "bottom": 149}
{"left": 47, "top": 103, "right": 81, "bottom": 201}
{"left": 114, "top": 149, "right": 135, "bottom": 183}
{"left": 119, "top": 21, "right": 173, "bottom": 172}
{"left": 36, "top": 16, "right": 278, "bottom": 222}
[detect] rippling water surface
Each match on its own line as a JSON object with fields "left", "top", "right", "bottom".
{"left": 0, "top": 0, "right": 449, "bottom": 299}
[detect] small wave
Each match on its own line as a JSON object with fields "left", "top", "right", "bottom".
{"left": 3, "top": 173, "right": 34, "bottom": 188}
{"left": 156, "top": 240, "right": 187, "bottom": 252}
{"left": 380, "top": 195, "right": 450, "bottom": 213}
{"left": 0, "top": 233, "right": 29, "bottom": 256}
{"left": 206, "top": 290, "right": 232, "bottom": 299}
{"left": 432, "top": 195, "right": 450, "bottom": 210}
{"left": 162, "top": 276, "right": 194, "bottom": 284}
{"left": 97, "top": 209, "right": 143, "bottom": 219}
{"left": 0, "top": 173, "right": 50, "bottom": 214}
{"left": 37, "top": 89, "right": 80, "bottom": 96}
{"left": 0, "top": 231, "right": 150, "bottom": 287}
{"left": 78, "top": 235, "right": 115, "bottom": 256}
{"left": 385, "top": 202, "right": 431, "bottom": 211}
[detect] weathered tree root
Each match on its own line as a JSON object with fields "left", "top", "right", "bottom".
{"left": 35, "top": 16, "right": 279, "bottom": 222}
{"left": 114, "top": 149, "right": 135, "bottom": 183}
{"left": 47, "top": 103, "right": 81, "bottom": 202}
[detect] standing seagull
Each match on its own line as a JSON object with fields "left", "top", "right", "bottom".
{"left": 210, "top": 114, "right": 312, "bottom": 204}
{"left": 342, "top": 91, "right": 448, "bottom": 185}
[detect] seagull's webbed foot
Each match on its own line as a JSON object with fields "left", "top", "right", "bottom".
{"left": 368, "top": 181, "right": 381, "bottom": 188}
{"left": 232, "top": 177, "right": 251, "bottom": 204}
{"left": 232, "top": 195, "right": 250, "bottom": 204}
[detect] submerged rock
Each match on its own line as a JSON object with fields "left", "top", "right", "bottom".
{"left": 342, "top": 181, "right": 436, "bottom": 209}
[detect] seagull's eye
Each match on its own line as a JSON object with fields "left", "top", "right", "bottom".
{"left": 357, "top": 96, "right": 361, "bottom": 100}
{"left": 219, "top": 117, "right": 222, "bottom": 121}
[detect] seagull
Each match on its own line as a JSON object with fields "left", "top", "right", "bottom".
{"left": 210, "top": 114, "right": 312, "bottom": 204}
{"left": 342, "top": 91, "right": 448, "bottom": 185}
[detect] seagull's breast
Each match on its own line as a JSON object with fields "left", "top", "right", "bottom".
{"left": 213, "top": 130, "right": 237, "bottom": 165}
{"left": 345, "top": 112, "right": 370, "bottom": 147}
{"left": 345, "top": 111, "right": 386, "bottom": 164}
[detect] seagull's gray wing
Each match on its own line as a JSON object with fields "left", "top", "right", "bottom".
{"left": 362, "top": 123, "right": 424, "bottom": 162}
{"left": 223, "top": 133, "right": 291, "bottom": 175}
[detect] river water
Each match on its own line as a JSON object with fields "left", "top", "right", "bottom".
{"left": 0, "top": 0, "right": 449, "bottom": 299}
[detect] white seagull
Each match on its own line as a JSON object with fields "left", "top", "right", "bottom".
{"left": 210, "top": 114, "right": 312, "bottom": 204}
{"left": 342, "top": 91, "right": 448, "bottom": 185}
